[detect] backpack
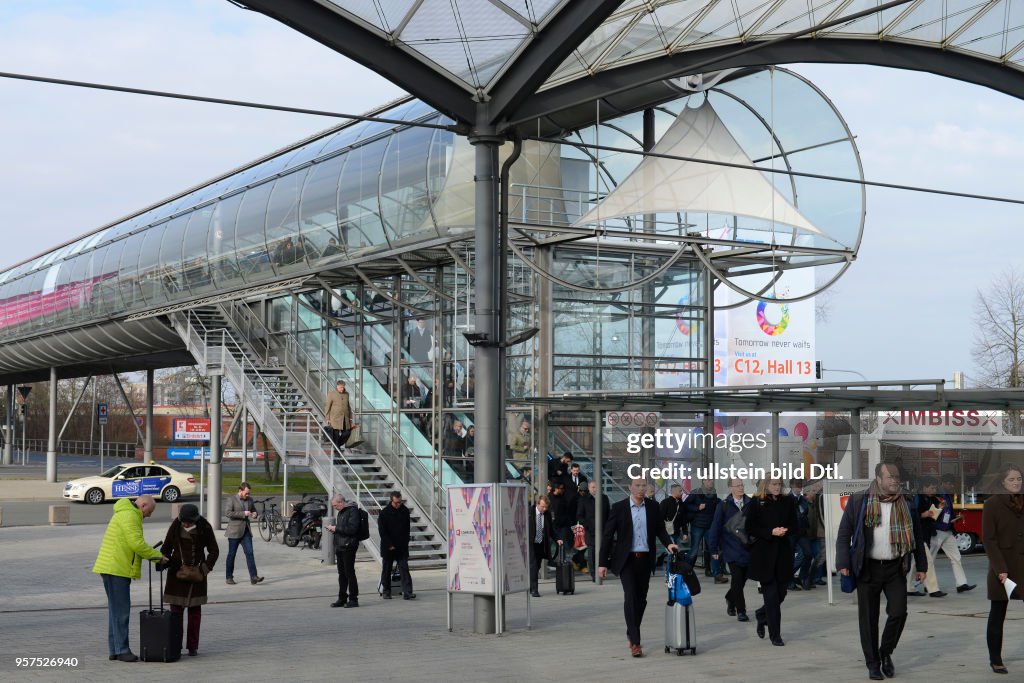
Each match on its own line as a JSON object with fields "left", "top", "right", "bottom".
{"left": 358, "top": 508, "right": 370, "bottom": 541}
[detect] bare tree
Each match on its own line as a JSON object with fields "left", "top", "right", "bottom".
{"left": 972, "top": 267, "right": 1024, "bottom": 433}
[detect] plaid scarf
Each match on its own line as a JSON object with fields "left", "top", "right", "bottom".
{"left": 864, "top": 481, "right": 914, "bottom": 558}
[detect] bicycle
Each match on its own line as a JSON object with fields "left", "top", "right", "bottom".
{"left": 253, "top": 497, "right": 284, "bottom": 542}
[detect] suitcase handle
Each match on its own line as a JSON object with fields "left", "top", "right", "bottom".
{"left": 149, "top": 541, "right": 164, "bottom": 612}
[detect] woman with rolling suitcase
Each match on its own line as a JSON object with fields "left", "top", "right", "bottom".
{"left": 746, "top": 477, "right": 797, "bottom": 647}
{"left": 161, "top": 504, "right": 219, "bottom": 657}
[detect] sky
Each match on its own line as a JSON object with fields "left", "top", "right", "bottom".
{"left": 2, "top": 1, "right": 1023, "bottom": 386}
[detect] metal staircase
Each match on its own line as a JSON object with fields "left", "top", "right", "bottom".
{"left": 169, "top": 304, "right": 447, "bottom": 568}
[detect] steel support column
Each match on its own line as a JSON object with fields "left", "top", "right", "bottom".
{"left": 3, "top": 385, "right": 13, "bottom": 465}
{"left": 703, "top": 257, "right": 715, "bottom": 467}
{"left": 145, "top": 369, "right": 154, "bottom": 461}
{"left": 46, "top": 367, "right": 57, "bottom": 482}
{"left": 469, "top": 109, "right": 505, "bottom": 635}
{"left": 771, "top": 412, "right": 780, "bottom": 467}
{"left": 594, "top": 410, "right": 604, "bottom": 586}
{"left": 207, "top": 375, "right": 223, "bottom": 528}
{"left": 850, "top": 409, "right": 862, "bottom": 478}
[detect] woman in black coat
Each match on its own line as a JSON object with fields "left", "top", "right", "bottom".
{"left": 161, "top": 504, "right": 219, "bottom": 657}
{"left": 983, "top": 463, "right": 1024, "bottom": 674}
{"left": 745, "top": 477, "right": 797, "bottom": 646}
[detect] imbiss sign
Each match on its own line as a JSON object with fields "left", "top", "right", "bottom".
{"left": 876, "top": 410, "right": 1002, "bottom": 437}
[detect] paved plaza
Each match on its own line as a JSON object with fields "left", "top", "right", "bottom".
{"left": 0, "top": 488, "right": 1019, "bottom": 682}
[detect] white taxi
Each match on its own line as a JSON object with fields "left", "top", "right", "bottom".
{"left": 63, "top": 463, "right": 197, "bottom": 504}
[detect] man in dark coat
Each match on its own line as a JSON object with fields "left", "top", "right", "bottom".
{"left": 326, "top": 494, "right": 363, "bottom": 608}
{"left": 600, "top": 477, "right": 678, "bottom": 658}
{"left": 686, "top": 479, "right": 725, "bottom": 582}
{"left": 161, "top": 504, "right": 219, "bottom": 657}
{"left": 577, "top": 480, "right": 611, "bottom": 582}
{"left": 836, "top": 462, "right": 928, "bottom": 680}
{"left": 377, "top": 491, "right": 416, "bottom": 600}
{"left": 548, "top": 481, "right": 573, "bottom": 546}
{"left": 528, "top": 496, "right": 560, "bottom": 597}
{"left": 708, "top": 478, "right": 752, "bottom": 622}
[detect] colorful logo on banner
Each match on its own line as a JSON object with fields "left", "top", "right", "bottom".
{"left": 675, "top": 294, "right": 692, "bottom": 335}
{"left": 756, "top": 298, "right": 791, "bottom": 336}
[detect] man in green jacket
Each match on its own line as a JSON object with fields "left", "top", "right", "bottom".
{"left": 92, "top": 495, "right": 165, "bottom": 662}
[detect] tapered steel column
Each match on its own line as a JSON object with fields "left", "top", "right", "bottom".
{"left": 144, "top": 369, "right": 154, "bottom": 461}
{"left": 207, "top": 375, "right": 222, "bottom": 527}
{"left": 469, "top": 108, "right": 504, "bottom": 635}
{"left": 47, "top": 367, "right": 58, "bottom": 482}
{"left": 3, "top": 385, "right": 12, "bottom": 465}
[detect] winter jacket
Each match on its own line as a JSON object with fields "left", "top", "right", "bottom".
{"left": 983, "top": 494, "right": 1024, "bottom": 601}
{"left": 325, "top": 389, "right": 352, "bottom": 431}
{"left": 745, "top": 494, "right": 797, "bottom": 584}
{"left": 685, "top": 489, "right": 721, "bottom": 529}
{"left": 162, "top": 517, "right": 220, "bottom": 607}
{"left": 378, "top": 503, "right": 412, "bottom": 555}
{"left": 708, "top": 495, "right": 751, "bottom": 566}
{"left": 92, "top": 498, "right": 163, "bottom": 579}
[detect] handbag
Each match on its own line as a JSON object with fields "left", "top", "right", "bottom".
{"left": 841, "top": 496, "right": 868, "bottom": 594}
{"left": 572, "top": 524, "right": 587, "bottom": 550}
{"left": 724, "top": 503, "right": 751, "bottom": 547}
{"left": 345, "top": 423, "right": 364, "bottom": 449}
{"left": 175, "top": 538, "right": 204, "bottom": 584}
{"left": 669, "top": 552, "right": 701, "bottom": 596}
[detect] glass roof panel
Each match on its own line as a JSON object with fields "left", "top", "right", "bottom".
{"left": 883, "top": 0, "right": 988, "bottom": 44}
{"left": 325, "top": 0, "right": 387, "bottom": 32}
{"left": 675, "top": 0, "right": 744, "bottom": 49}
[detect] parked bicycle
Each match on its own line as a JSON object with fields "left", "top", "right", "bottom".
{"left": 253, "top": 497, "right": 284, "bottom": 542}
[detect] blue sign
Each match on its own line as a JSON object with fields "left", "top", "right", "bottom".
{"left": 111, "top": 476, "right": 171, "bottom": 498}
{"left": 167, "top": 447, "right": 209, "bottom": 460}
{"left": 97, "top": 402, "right": 108, "bottom": 425}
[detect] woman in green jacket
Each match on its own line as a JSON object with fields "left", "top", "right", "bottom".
{"left": 92, "top": 495, "right": 164, "bottom": 662}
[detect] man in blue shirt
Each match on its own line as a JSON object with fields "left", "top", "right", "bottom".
{"left": 600, "top": 477, "right": 678, "bottom": 658}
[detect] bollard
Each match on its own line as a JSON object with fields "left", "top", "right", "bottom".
{"left": 48, "top": 504, "right": 70, "bottom": 526}
{"left": 170, "top": 502, "right": 182, "bottom": 520}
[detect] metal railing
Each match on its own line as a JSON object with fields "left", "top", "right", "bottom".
{"left": 21, "top": 439, "right": 137, "bottom": 459}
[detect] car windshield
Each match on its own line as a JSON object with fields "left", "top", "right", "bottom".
{"left": 99, "top": 465, "right": 127, "bottom": 478}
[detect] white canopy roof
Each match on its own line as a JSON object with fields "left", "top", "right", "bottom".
{"left": 573, "top": 99, "right": 822, "bottom": 236}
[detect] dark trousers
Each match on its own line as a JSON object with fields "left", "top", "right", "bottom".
{"left": 381, "top": 548, "right": 413, "bottom": 597}
{"left": 585, "top": 533, "right": 597, "bottom": 582}
{"left": 170, "top": 604, "right": 202, "bottom": 651}
{"left": 686, "top": 526, "right": 721, "bottom": 576}
{"left": 726, "top": 562, "right": 749, "bottom": 613}
{"left": 336, "top": 547, "right": 359, "bottom": 602}
{"left": 755, "top": 580, "right": 788, "bottom": 640}
{"left": 619, "top": 554, "right": 653, "bottom": 646}
{"left": 330, "top": 427, "right": 351, "bottom": 449}
{"left": 987, "top": 599, "right": 1023, "bottom": 665}
{"left": 100, "top": 574, "right": 131, "bottom": 656}
{"left": 226, "top": 530, "right": 258, "bottom": 580}
{"left": 794, "top": 536, "right": 815, "bottom": 585}
{"left": 856, "top": 558, "right": 908, "bottom": 665}
{"left": 530, "top": 543, "right": 545, "bottom": 592}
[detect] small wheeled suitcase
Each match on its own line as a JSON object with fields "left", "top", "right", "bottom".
{"left": 664, "top": 553, "right": 696, "bottom": 655}
{"left": 555, "top": 545, "right": 575, "bottom": 595}
{"left": 140, "top": 549, "right": 181, "bottom": 663}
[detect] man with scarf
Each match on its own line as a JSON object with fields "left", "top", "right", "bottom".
{"left": 836, "top": 462, "right": 928, "bottom": 681}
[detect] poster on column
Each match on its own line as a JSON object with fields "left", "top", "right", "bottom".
{"left": 447, "top": 485, "right": 494, "bottom": 594}
{"left": 499, "top": 484, "right": 529, "bottom": 594}
{"left": 824, "top": 478, "right": 872, "bottom": 572}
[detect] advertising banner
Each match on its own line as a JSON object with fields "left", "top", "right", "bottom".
{"left": 499, "top": 484, "right": 529, "bottom": 595}
{"left": 173, "top": 418, "right": 211, "bottom": 442}
{"left": 823, "top": 478, "right": 872, "bottom": 573}
{"left": 111, "top": 475, "right": 172, "bottom": 498}
{"left": 447, "top": 485, "right": 494, "bottom": 594}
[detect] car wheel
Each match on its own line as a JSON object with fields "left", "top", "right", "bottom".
{"left": 954, "top": 532, "right": 975, "bottom": 554}
{"left": 162, "top": 486, "right": 181, "bottom": 503}
{"left": 85, "top": 488, "right": 105, "bottom": 505}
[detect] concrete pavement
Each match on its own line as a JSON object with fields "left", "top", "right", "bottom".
{"left": 0, "top": 518, "right": 1018, "bottom": 682}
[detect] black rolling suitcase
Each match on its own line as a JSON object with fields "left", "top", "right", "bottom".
{"left": 140, "top": 550, "right": 181, "bottom": 663}
{"left": 555, "top": 544, "right": 575, "bottom": 595}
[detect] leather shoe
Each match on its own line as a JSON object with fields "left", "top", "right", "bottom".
{"left": 880, "top": 653, "right": 894, "bottom": 678}
{"left": 756, "top": 622, "right": 765, "bottom": 639}
{"left": 530, "top": 591, "right": 540, "bottom": 598}
{"left": 330, "top": 600, "right": 346, "bottom": 607}
{"left": 187, "top": 649, "right": 198, "bottom": 657}
{"left": 251, "top": 576, "right": 264, "bottom": 585}
{"left": 815, "top": 578, "right": 827, "bottom": 586}
{"left": 116, "top": 651, "right": 139, "bottom": 662}
{"left": 382, "top": 593, "right": 392, "bottom": 599}
{"left": 727, "top": 604, "right": 736, "bottom": 617}
{"left": 867, "top": 664, "right": 884, "bottom": 680}
{"left": 957, "top": 583, "right": 976, "bottom": 593}
{"left": 771, "top": 637, "right": 785, "bottom": 646}
{"left": 403, "top": 593, "right": 417, "bottom": 600}
{"left": 109, "top": 655, "right": 117, "bottom": 661}
{"left": 344, "top": 601, "right": 359, "bottom": 608}
{"left": 905, "top": 590, "right": 925, "bottom": 597}
{"left": 714, "top": 575, "right": 728, "bottom": 584}
{"left": 630, "top": 643, "right": 643, "bottom": 657}
{"left": 225, "top": 578, "right": 236, "bottom": 585}
{"left": 737, "top": 611, "right": 749, "bottom": 622}
{"left": 928, "top": 591, "right": 947, "bottom": 598}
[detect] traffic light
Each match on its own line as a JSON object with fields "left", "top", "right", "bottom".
{"left": 815, "top": 361, "right": 822, "bottom": 380}
{"left": 19, "top": 404, "right": 27, "bottom": 417}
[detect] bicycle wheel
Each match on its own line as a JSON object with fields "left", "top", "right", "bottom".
{"left": 269, "top": 511, "right": 283, "bottom": 540}
{"left": 258, "top": 515, "right": 272, "bottom": 542}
